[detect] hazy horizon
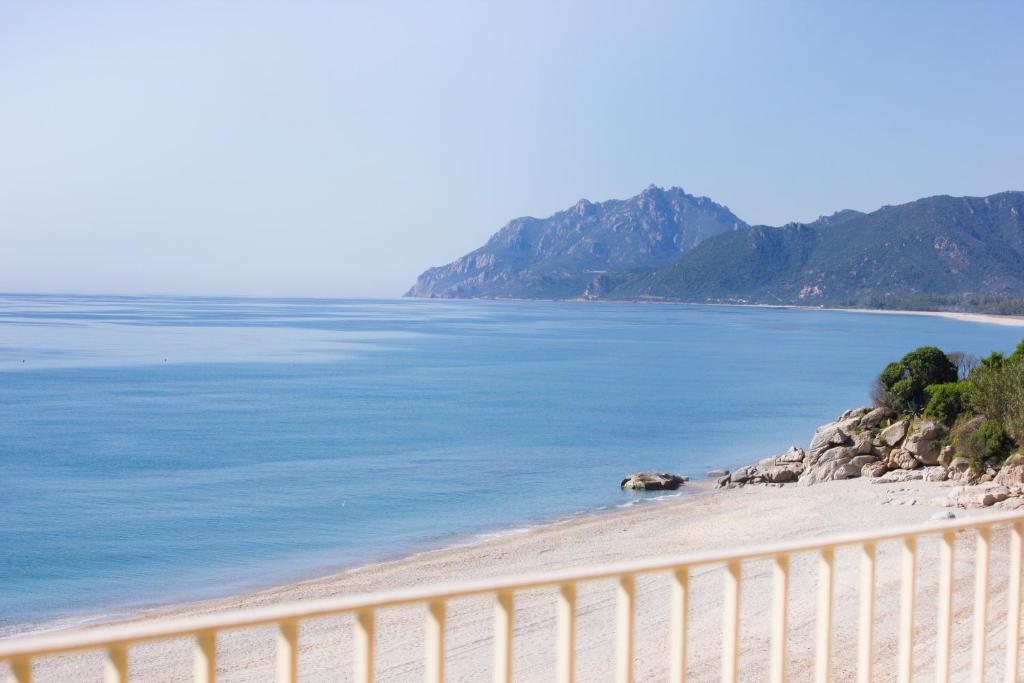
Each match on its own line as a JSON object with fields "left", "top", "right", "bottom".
{"left": 3, "top": 1, "right": 1023, "bottom": 298}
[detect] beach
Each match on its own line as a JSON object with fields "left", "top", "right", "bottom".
{"left": 8, "top": 476, "right": 1017, "bottom": 682}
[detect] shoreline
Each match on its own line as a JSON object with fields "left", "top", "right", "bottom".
{"left": 6, "top": 476, "right": 1005, "bottom": 681}
{"left": 410, "top": 294, "right": 1024, "bottom": 328}
{"left": 0, "top": 486, "right": 698, "bottom": 639}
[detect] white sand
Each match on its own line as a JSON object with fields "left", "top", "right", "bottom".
{"left": 5, "top": 477, "right": 1020, "bottom": 682}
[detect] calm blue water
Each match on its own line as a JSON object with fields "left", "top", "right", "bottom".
{"left": 2, "top": 294, "right": 1022, "bottom": 631}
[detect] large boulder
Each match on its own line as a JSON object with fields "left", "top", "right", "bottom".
{"left": 871, "top": 468, "right": 926, "bottom": 484}
{"left": 809, "top": 423, "right": 851, "bottom": 459}
{"left": 905, "top": 420, "right": 945, "bottom": 466}
{"left": 994, "top": 455, "right": 1024, "bottom": 490}
{"left": 947, "top": 483, "right": 1012, "bottom": 508}
{"left": 860, "top": 406, "right": 895, "bottom": 429}
{"left": 851, "top": 432, "right": 874, "bottom": 455}
{"left": 621, "top": 472, "right": 687, "bottom": 491}
{"left": 885, "top": 448, "right": 920, "bottom": 471}
{"left": 880, "top": 420, "right": 909, "bottom": 447}
{"left": 862, "top": 461, "right": 889, "bottom": 478}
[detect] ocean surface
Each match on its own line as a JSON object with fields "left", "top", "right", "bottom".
{"left": 2, "top": 294, "right": 1023, "bottom": 632}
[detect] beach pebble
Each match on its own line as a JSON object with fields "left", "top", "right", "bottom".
{"left": 931, "top": 511, "right": 955, "bottom": 521}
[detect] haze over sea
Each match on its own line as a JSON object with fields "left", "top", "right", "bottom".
{"left": 2, "top": 294, "right": 1023, "bottom": 631}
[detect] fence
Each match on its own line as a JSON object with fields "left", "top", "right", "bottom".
{"left": 2, "top": 511, "right": 1023, "bottom": 682}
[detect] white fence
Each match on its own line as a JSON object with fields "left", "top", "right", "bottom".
{"left": 2, "top": 511, "right": 1023, "bottom": 682}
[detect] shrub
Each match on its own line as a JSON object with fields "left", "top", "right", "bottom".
{"left": 969, "top": 360, "right": 1024, "bottom": 444}
{"left": 875, "top": 346, "right": 958, "bottom": 414}
{"left": 923, "top": 382, "right": 972, "bottom": 426}
{"left": 956, "top": 418, "right": 1012, "bottom": 464}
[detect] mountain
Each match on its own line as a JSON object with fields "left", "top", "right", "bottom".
{"left": 405, "top": 185, "right": 746, "bottom": 299}
{"left": 616, "top": 192, "right": 1024, "bottom": 308}
{"left": 406, "top": 188, "right": 1024, "bottom": 314}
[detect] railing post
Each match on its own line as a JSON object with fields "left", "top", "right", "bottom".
{"left": 936, "top": 531, "right": 955, "bottom": 683}
{"left": 815, "top": 548, "right": 834, "bottom": 683}
{"left": 6, "top": 658, "right": 31, "bottom": 683}
{"left": 354, "top": 609, "right": 375, "bottom": 683}
{"left": 616, "top": 574, "right": 635, "bottom": 683}
{"left": 425, "top": 601, "right": 445, "bottom": 683}
{"left": 194, "top": 631, "right": 216, "bottom": 683}
{"left": 769, "top": 555, "right": 788, "bottom": 683}
{"left": 493, "top": 590, "right": 514, "bottom": 683}
{"left": 721, "top": 560, "right": 741, "bottom": 683}
{"left": 1007, "top": 521, "right": 1024, "bottom": 683}
{"left": 276, "top": 620, "right": 298, "bottom": 683}
{"left": 972, "top": 526, "right": 991, "bottom": 683}
{"left": 104, "top": 645, "right": 128, "bottom": 683}
{"left": 556, "top": 583, "right": 576, "bottom": 683}
{"left": 897, "top": 536, "right": 916, "bottom": 683}
{"left": 856, "top": 542, "right": 875, "bottom": 683}
{"left": 669, "top": 568, "right": 689, "bottom": 683}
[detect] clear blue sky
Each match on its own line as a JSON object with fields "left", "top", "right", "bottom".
{"left": 2, "top": 1, "right": 1022, "bottom": 297}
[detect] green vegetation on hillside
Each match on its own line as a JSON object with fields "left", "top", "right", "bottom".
{"left": 873, "top": 341, "right": 1024, "bottom": 469}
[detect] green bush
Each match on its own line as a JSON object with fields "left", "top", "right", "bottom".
{"left": 876, "top": 346, "right": 958, "bottom": 414}
{"left": 968, "top": 420, "right": 1014, "bottom": 462}
{"left": 924, "top": 382, "right": 972, "bottom": 426}
{"left": 969, "top": 359, "right": 1024, "bottom": 444}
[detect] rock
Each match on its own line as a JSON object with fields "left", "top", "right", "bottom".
{"left": 706, "top": 469, "right": 730, "bottom": 478}
{"left": 809, "top": 423, "right": 851, "bottom": 459}
{"left": 840, "top": 407, "right": 872, "bottom": 420}
{"left": 923, "top": 466, "right": 948, "bottom": 482}
{"left": 801, "top": 453, "right": 856, "bottom": 485}
{"left": 931, "top": 511, "right": 955, "bottom": 521}
{"left": 947, "top": 483, "right": 1012, "bottom": 508}
{"left": 995, "top": 457, "right": 1024, "bottom": 488}
{"left": 938, "top": 445, "right": 955, "bottom": 468}
{"left": 620, "top": 472, "right": 687, "bottom": 491}
{"left": 862, "top": 461, "right": 888, "bottom": 478}
{"left": 849, "top": 454, "right": 879, "bottom": 470}
{"left": 886, "top": 448, "right": 920, "bottom": 471}
{"left": 880, "top": 420, "right": 908, "bottom": 447}
{"left": 871, "top": 469, "right": 925, "bottom": 484}
{"left": 905, "top": 420, "right": 945, "bottom": 466}
{"left": 777, "top": 446, "right": 806, "bottom": 464}
{"left": 762, "top": 464, "right": 803, "bottom": 483}
{"left": 872, "top": 444, "right": 893, "bottom": 460}
{"left": 860, "top": 406, "right": 894, "bottom": 429}
{"left": 851, "top": 432, "right": 874, "bottom": 455}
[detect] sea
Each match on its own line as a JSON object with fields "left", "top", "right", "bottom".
{"left": 2, "top": 294, "right": 1022, "bottom": 632}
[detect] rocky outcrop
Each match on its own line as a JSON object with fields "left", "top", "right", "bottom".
{"left": 620, "top": 472, "right": 688, "bottom": 491}
{"left": 714, "top": 405, "right": 1024, "bottom": 510}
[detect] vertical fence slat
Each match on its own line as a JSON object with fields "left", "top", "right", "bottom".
{"left": 814, "top": 548, "right": 834, "bottom": 683}
{"left": 354, "top": 609, "right": 375, "bottom": 683}
{"left": 936, "top": 531, "right": 956, "bottom": 683}
{"left": 669, "top": 568, "right": 689, "bottom": 683}
{"left": 493, "top": 591, "right": 514, "bottom": 683}
{"left": 276, "top": 621, "right": 298, "bottom": 683}
{"left": 897, "top": 536, "right": 916, "bottom": 683}
{"left": 769, "top": 555, "right": 788, "bottom": 683}
{"left": 856, "top": 542, "right": 875, "bottom": 683}
{"left": 103, "top": 645, "right": 128, "bottom": 683}
{"left": 1007, "top": 521, "right": 1024, "bottom": 683}
{"left": 721, "top": 560, "right": 741, "bottom": 683}
{"left": 616, "top": 574, "right": 635, "bottom": 683}
{"left": 425, "top": 601, "right": 445, "bottom": 683}
{"left": 556, "top": 583, "right": 576, "bottom": 683}
{"left": 194, "top": 631, "right": 216, "bottom": 683}
{"left": 7, "top": 658, "right": 31, "bottom": 683}
{"left": 972, "top": 527, "right": 991, "bottom": 683}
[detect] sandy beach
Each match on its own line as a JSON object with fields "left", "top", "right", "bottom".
{"left": 5, "top": 475, "right": 1019, "bottom": 682}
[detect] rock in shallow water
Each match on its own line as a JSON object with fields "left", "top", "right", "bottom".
{"left": 620, "top": 472, "right": 688, "bottom": 491}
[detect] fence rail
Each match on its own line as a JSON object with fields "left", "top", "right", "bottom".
{"left": 3, "top": 511, "right": 1024, "bottom": 682}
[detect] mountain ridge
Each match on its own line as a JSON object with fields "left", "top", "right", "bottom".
{"left": 406, "top": 187, "right": 1024, "bottom": 314}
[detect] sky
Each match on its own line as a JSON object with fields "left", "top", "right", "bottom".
{"left": 1, "top": 1, "right": 1023, "bottom": 298}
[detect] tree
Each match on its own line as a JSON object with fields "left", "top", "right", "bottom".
{"left": 876, "top": 346, "right": 958, "bottom": 414}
